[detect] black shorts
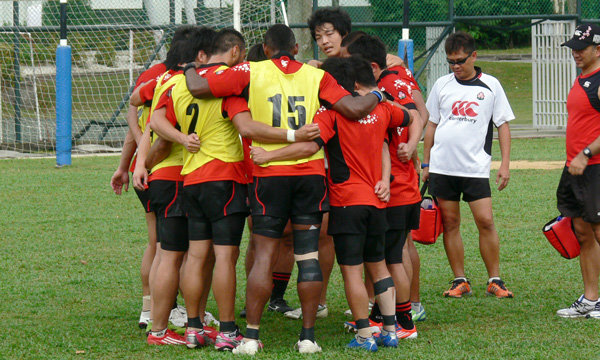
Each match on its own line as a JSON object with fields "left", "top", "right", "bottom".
{"left": 384, "top": 229, "right": 409, "bottom": 264}
{"left": 429, "top": 173, "right": 491, "bottom": 202}
{"left": 134, "top": 188, "right": 153, "bottom": 213}
{"left": 329, "top": 206, "right": 387, "bottom": 265}
{"left": 386, "top": 202, "right": 420, "bottom": 230}
{"left": 557, "top": 164, "right": 600, "bottom": 224}
{"left": 148, "top": 180, "right": 186, "bottom": 218}
{"left": 157, "top": 216, "right": 188, "bottom": 252}
{"left": 328, "top": 205, "right": 387, "bottom": 235}
{"left": 183, "top": 181, "right": 249, "bottom": 245}
{"left": 249, "top": 175, "right": 329, "bottom": 218}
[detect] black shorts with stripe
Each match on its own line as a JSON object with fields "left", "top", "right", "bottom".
{"left": 134, "top": 188, "right": 153, "bottom": 213}
{"left": 148, "top": 180, "right": 186, "bottom": 218}
{"left": 249, "top": 175, "right": 329, "bottom": 218}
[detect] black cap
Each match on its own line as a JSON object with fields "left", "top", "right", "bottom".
{"left": 561, "top": 24, "right": 600, "bottom": 50}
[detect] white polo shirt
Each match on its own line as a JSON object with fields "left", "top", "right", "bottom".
{"left": 426, "top": 67, "right": 514, "bottom": 178}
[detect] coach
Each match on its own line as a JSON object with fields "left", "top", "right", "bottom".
{"left": 555, "top": 24, "right": 600, "bottom": 318}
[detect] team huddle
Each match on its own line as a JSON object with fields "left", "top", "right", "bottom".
{"left": 110, "top": 8, "right": 521, "bottom": 354}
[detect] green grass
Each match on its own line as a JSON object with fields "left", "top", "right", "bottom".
{"left": 2, "top": 138, "right": 592, "bottom": 359}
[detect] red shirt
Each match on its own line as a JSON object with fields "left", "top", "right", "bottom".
{"left": 315, "top": 102, "right": 410, "bottom": 208}
{"left": 129, "top": 63, "right": 167, "bottom": 173}
{"left": 378, "top": 71, "right": 421, "bottom": 206}
{"left": 566, "top": 66, "right": 600, "bottom": 166}
{"left": 159, "top": 64, "right": 250, "bottom": 186}
{"left": 388, "top": 65, "right": 421, "bottom": 93}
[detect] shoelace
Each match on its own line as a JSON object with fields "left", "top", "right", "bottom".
{"left": 449, "top": 279, "right": 467, "bottom": 290}
{"left": 491, "top": 280, "right": 507, "bottom": 290}
{"left": 570, "top": 299, "right": 586, "bottom": 310}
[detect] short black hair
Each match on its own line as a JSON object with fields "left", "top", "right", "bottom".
{"left": 341, "top": 30, "right": 367, "bottom": 48}
{"left": 246, "top": 44, "right": 267, "bottom": 61}
{"left": 307, "top": 7, "right": 352, "bottom": 41}
{"left": 320, "top": 55, "right": 376, "bottom": 93}
{"left": 165, "top": 25, "right": 198, "bottom": 70}
{"left": 264, "top": 24, "right": 296, "bottom": 53}
{"left": 346, "top": 34, "right": 387, "bottom": 69}
{"left": 445, "top": 31, "right": 476, "bottom": 54}
{"left": 212, "top": 28, "right": 245, "bottom": 55}
{"left": 171, "top": 25, "right": 195, "bottom": 46}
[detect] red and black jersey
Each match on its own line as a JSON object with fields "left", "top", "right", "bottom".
{"left": 387, "top": 65, "right": 421, "bottom": 93}
{"left": 378, "top": 71, "right": 420, "bottom": 206}
{"left": 314, "top": 102, "right": 410, "bottom": 208}
{"left": 566, "top": 66, "right": 600, "bottom": 166}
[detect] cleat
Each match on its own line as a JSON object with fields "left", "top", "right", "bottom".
{"left": 239, "top": 308, "right": 247, "bottom": 318}
{"left": 267, "top": 297, "right": 294, "bottom": 314}
{"left": 139, "top": 310, "right": 151, "bottom": 329}
{"left": 215, "top": 329, "right": 244, "bottom": 351}
{"left": 344, "top": 319, "right": 382, "bottom": 334}
{"left": 284, "top": 304, "right": 328, "bottom": 320}
{"left": 373, "top": 331, "right": 398, "bottom": 347}
{"left": 232, "top": 339, "right": 264, "bottom": 355}
{"left": 411, "top": 305, "right": 427, "bottom": 322}
{"left": 203, "top": 311, "right": 220, "bottom": 328}
{"left": 169, "top": 305, "right": 187, "bottom": 328}
{"left": 443, "top": 278, "right": 472, "bottom": 298}
{"left": 202, "top": 326, "right": 218, "bottom": 343}
{"left": 486, "top": 279, "right": 514, "bottom": 298}
{"left": 346, "top": 335, "right": 377, "bottom": 352}
{"left": 295, "top": 339, "right": 322, "bottom": 353}
{"left": 395, "top": 323, "right": 418, "bottom": 339}
{"left": 185, "top": 328, "right": 210, "bottom": 349}
{"left": 557, "top": 295, "right": 597, "bottom": 318}
{"left": 147, "top": 329, "right": 186, "bottom": 345}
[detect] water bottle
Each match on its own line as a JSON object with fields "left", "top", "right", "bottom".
{"left": 421, "top": 198, "right": 433, "bottom": 210}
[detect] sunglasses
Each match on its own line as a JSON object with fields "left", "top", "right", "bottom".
{"left": 446, "top": 52, "right": 473, "bottom": 65}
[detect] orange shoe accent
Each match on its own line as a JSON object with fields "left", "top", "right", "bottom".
{"left": 395, "top": 324, "right": 418, "bottom": 339}
{"left": 443, "top": 279, "right": 472, "bottom": 298}
{"left": 486, "top": 279, "right": 514, "bottom": 298}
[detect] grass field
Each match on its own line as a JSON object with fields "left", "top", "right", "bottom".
{"left": 3, "top": 137, "right": 597, "bottom": 359}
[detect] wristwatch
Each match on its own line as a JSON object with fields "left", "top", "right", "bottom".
{"left": 583, "top": 147, "right": 593, "bottom": 159}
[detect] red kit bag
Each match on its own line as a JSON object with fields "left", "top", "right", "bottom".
{"left": 411, "top": 181, "right": 443, "bottom": 245}
{"left": 542, "top": 216, "right": 580, "bottom": 259}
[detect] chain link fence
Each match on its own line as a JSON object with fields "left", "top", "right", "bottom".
{"left": 0, "top": 0, "right": 598, "bottom": 155}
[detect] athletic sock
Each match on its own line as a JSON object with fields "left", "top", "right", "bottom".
{"left": 187, "top": 316, "right": 203, "bottom": 329}
{"left": 356, "top": 318, "right": 372, "bottom": 339}
{"left": 246, "top": 327, "right": 259, "bottom": 340}
{"left": 455, "top": 277, "right": 467, "bottom": 282}
{"left": 396, "top": 301, "right": 414, "bottom": 330}
{"left": 271, "top": 272, "right": 291, "bottom": 301}
{"left": 299, "top": 327, "right": 315, "bottom": 342}
{"left": 220, "top": 321, "right": 236, "bottom": 333}
{"left": 411, "top": 302, "right": 422, "bottom": 313}
{"left": 142, "top": 295, "right": 151, "bottom": 312}
{"left": 488, "top": 277, "right": 501, "bottom": 284}
{"left": 369, "top": 302, "right": 383, "bottom": 323}
{"left": 151, "top": 328, "right": 167, "bottom": 337}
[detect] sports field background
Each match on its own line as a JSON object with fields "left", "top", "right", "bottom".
{"left": 1, "top": 137, "right": 597, "bottom": 359}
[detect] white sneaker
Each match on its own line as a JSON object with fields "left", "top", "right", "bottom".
{"left": 139, "top": 310, "right": 151, "bottom": 329}
{"left": 296, "top": 339, "right": 322, "bottom": 354}
{"left": 556, "top": 295, "right": 597, "bottom": 318}
{"left": 284, "top": 304, "right": 328, "bottom": 320}
{"left": 169, "top": 305, "right": 187, "bottom": 328}
{"left": 203, "top": 311, "right": 220, "bottom": 327}
{"left": 232, "top": 339, "right": 263, "bottom": 355}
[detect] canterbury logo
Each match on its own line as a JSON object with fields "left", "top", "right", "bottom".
{"left": 452, "top": 101, "right": 479, "bottom": 117}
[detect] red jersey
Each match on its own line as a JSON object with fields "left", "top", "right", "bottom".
{"left": 388, "top": 65, "right": 421, "bottom": 93}
{"left": 314, "top": 102, "right": 410, "bottom": 208}
{"left": 378, "top": 71, "right": 421, "bottom": 206}
{"left": 129, "top": 62, "right": 167, "bottom": 173}
{"left": 566, "top": 66, "right": 600, "bottom": 166}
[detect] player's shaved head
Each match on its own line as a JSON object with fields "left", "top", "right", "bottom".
{"left": 347, "top": 34, "right": 387, "bottom": 69}
{"left": 212, "top": 28, "right": 246, "bottom": 55}
{"left": 264, "top": 24, "right": 296, "bottom": 54}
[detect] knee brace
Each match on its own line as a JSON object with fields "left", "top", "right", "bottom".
{"left": 297, "top": 258, "right": 323, "bottom": 283}
{"left": 251, "top": 215, "right": 288, "bottom": 238}
{"left": 293, "top": 228, "right": 320, "bottom": 255}
{"left": 373, "top": 277, "right": 394, "bottom": 296}
{"left": 291, "top": 212, "right": 322, "bottom": 225}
